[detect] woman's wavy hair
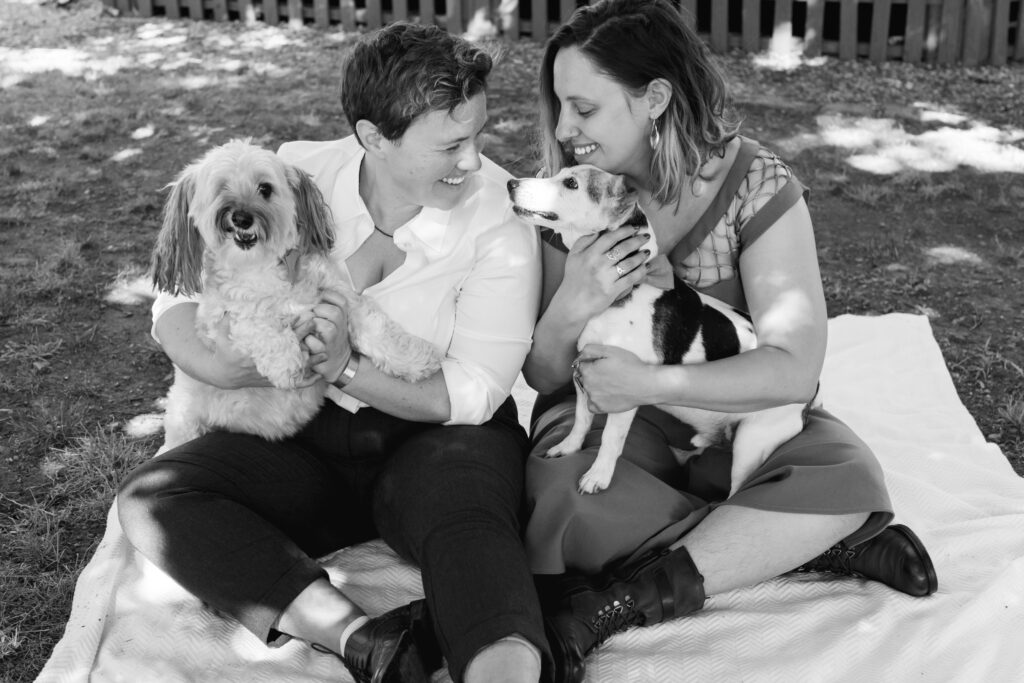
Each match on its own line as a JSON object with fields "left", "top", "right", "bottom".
{"left": 341, "top": 22, "right": 495, "bottom": 144}
{"left": 538, "top": 0, "right": 739, "bottom": 203}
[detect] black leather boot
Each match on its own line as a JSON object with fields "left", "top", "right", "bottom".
{"left": 796, "top": 524, "right": 938, "bottom": 597}
{"left": 544, "top": 545, "right": 706, "bottom": 683}
{"left": 314, "top": 601, "right": 436, "bottom": 683}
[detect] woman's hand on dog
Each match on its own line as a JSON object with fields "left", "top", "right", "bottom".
{"left": 303, "top": 289, "right": 354, "bottom": 384}
{"left": 563, "top": 227, "right": 650, "bottom": 317}
{"left": 574, "top": 344, "right": 655, "bottom": 413}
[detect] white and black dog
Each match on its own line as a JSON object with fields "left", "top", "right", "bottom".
{"left": 508, "top": 164, "right": 816, "bottom": 495}
{"left": 152, "top": 140, "right": 443, "bottom": 452}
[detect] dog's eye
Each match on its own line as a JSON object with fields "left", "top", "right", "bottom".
{"left": 562, "top": 177, "right": 578, "bottom": 190}
{"left": 257, "top": 183, "right": 273, "bottom": 199}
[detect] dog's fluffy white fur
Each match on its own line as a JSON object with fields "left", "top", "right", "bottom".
{"left": 509, "top": 164, "right": 817, "bottom": 495}
{"left": 152, "top": 139, "right": 444, "bottom": 452}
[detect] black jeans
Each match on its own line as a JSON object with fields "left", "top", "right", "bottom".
{"left": 117, "top": 397, "right": 547, "bottom": 682}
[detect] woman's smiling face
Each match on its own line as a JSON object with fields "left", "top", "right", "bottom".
{"left": 378, "top": 91, "right": 489, "bottom": 212}
{"left": 552, "top": 45, "right": 652, "bottom": 181}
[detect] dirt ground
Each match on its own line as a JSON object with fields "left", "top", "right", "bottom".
{"left": 1, "top": 0, "right": 1022, "bottom": 678}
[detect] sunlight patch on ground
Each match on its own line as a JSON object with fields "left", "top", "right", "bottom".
{"left": 807, "top": 107, "right": 1024, "bottom": 175}
{"left": 924, "top": 245, "right": 986, "bottom": 266}
{"left": 110, "top": 147, "right": 143, "bottom": 162}
{"left": 1, "top": 21, "right": 314, "bottom": 88}
{"left": 132, "top": 125, "right": 155, "bottom": 140}
{"left": 0, "top": 47, "right": 130, "bottom": 86}
{"left": 124, "top": 413, "right": 164, "bottom": 439}
{"left": 29, "top": 115, "right": 49, "bottom": 126}
{"left": 105, "top": 272, "right": 157, "bottom": 306}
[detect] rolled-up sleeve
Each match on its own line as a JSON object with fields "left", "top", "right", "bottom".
{"left": 150, "top": 291, "right": 197, "bottom": 345}
{"left": 442, "top": 210, "right": 540, "bottom": 425}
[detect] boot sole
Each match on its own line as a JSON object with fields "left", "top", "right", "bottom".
{"left": 890, "top": 524, "right": 938, "bottom": 596}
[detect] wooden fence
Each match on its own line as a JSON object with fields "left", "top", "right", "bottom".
{"left": 104, "top": 0, "right": 1024, "bottom": 66}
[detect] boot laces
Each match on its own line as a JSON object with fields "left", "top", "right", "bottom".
{"left": 807, "top": 546, "right": 861, "bottom": 576}
{"left": 590, "top": 594, "right": 645, "bottom": 645}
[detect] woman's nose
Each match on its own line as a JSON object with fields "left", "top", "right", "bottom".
{"left": 457, "top": 141, "right": 483, "bottom": 172}
{"left": 555, "top": 109, "right": 578, "bottom": 143}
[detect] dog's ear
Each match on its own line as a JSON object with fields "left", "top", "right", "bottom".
{"left": 288, "top": 166, "right": 334, "bottom": 256}
{"left": 151, "top": 166, "right": 204, "bottom": 296}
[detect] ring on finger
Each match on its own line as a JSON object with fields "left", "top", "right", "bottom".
{"left": 615, "top": 264, "right": 626, "bottom": 277}
{"left": 606, "top": 249, "right": 619, "bottom": 261}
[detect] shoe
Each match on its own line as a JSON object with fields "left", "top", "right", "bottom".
{"left": 797, "top": 524, "right": 938, "bottom": 597}
{"left": 315, "top": 602, "right": 433, "bottom": 683}
{"left": 543, "top": 546, "right": 706, "bottom": 683}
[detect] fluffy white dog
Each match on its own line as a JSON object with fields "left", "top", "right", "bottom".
{"left": 152, "top": 139, "right": 443, "bottom": 452}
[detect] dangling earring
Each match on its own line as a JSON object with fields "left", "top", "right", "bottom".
{"left": 649, "top": 116, "right": 661, "bottom": 150}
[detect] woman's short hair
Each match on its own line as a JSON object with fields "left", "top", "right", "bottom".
{"left": 538, "top": 0, "right": 739, "bottom": 203}
{"left": 341, "top": 22, "right": 494, "bottom": 144}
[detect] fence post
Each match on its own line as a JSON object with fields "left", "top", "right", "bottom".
{"left": 710, "top": 0, "right": 728, "bottom": 52}
{"left": 804, "top": 0, "right": 825, "bottom": 57}
{"left": 679, "top": 0, "right": 697, "bottom": 31}
{"left": 937, "top": 0, "right": 964, "bottom": 64}
{"left": 962, "top": 0, "right": 992, "bottom": 65}
{"left": 839, "top": 0, "right": 859, "bottom": 59}
{"left": 869, "top": 0, "right": 892, "bottom": 62}
{"left": 902, "top": 0, "right": 926, "bottom": 63}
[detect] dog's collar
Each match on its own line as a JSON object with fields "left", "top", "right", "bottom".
{"left": 281, "top": 249, "right": 302, "bottom": 285}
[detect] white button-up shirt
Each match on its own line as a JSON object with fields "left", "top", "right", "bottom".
{"left": 152, "top": 135, "right": 541, "bottom": 425}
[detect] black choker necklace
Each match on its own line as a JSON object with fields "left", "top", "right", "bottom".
{"left": 373, "top": 224, "right": 395, "bottom": 239}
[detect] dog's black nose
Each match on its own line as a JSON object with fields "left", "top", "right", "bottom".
{"left": 231, "top": 211, "right": 254, "bottom": 230}
{"left": 507, "top": 178, "right": 518, "bottom": 192}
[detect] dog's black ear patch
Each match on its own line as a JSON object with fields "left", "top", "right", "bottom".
{"left": 651, "top": 282, "right": 703, "bottom": 364}
{"left": 621, "top": 205, "right": 647, "bottom": 229}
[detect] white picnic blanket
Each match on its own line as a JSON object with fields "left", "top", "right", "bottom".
{"left": 37, "top": 313, "right": 1024, "bottom": 682}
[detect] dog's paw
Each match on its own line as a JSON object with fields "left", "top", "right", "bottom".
{"left": 546, "top": 437, "right": 583, "bottom": 458}
{"left": 577, "top": 467, "right": 612, "bottom": 495}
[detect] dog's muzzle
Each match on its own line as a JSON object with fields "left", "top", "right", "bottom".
{"left": 223, "top": 209, "right": 258, "bottom": 249}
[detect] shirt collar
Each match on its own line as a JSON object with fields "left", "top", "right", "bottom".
{"left": 330, "top": 148, "right": 455, "bottom": 257}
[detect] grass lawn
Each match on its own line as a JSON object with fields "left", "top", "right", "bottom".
{"left": 1, "top": 1, "right": 1023, "bottom": 679}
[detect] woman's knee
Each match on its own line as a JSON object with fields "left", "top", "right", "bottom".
{"left": 374, "top": 427, "right": 526, "bottom": 549}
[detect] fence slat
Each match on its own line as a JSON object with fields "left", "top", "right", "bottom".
{"left": 165, "top": 0, "right": 180, "bottom": 18}
{"left": 962, "top": 0, "right": 992, "bottom": 65}
{"left": 287, "top": 0, "right": 302, "bottom": 23}
{"left": 531, "top": 0, "right": 546, "bottom": 41}
{"left": 312, "top": 0, "right": 328, "bottom": 26}
{"left": 189, "top": 0, "right": 203, "bottom": 20}
{"left": 869, "top": 0, "right": 892, "bottom": 62}
{"left": 419, "top": 0, "right": 435, "bottom": 25}
{"left": 262, "top": 0, "right": 279, "bottom": 25}
{"left": 772, "top": 0, "right": 794, "bottom": 53}
{"left": 136, "top": 0, "right": 153, "bottom": 16}
{"left": 804, "top": 0, "right": 825, "bottom": 56}
{"left": 937, "top": 0, "right": 963, "bottom": 64}
{"left": 499, "top": 0, "right": 519, "bottom": 39}
{"left": 742, "top": 0, "right": 760, "bottom": 52}
{"left": 559, "top": 0, "right": 574, "bottom": 22}
{"left": 710, "top": 0, "right": 728, "bottom": 52}
{"left": 678, "top": 0, "right": 696, "bottom": 30}
{"left": 339, "top": 0, "right": 355, "bottom": 31}
{"left": 212, "top": 0, "right": 227, "bottom": 20}
{"left": 902, "top": 0, "right": 926, "bottom": 62}
{"left": 391, "top": 0, "right": 408, "bottom": 22}
{"left": 988, "top": 0, "right": 1010, "bottom": 65}
{"left": 365, "top": 0, "right": 382, "bottom": 28}
{"left": 1016, "top": 0, "right": 1024, "bottom": 60}
{"left": 839, "top": 0, "right": 859, "bottom": 60}
{"left": 445, "top": 0, "right": 462, "bottom": 33}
